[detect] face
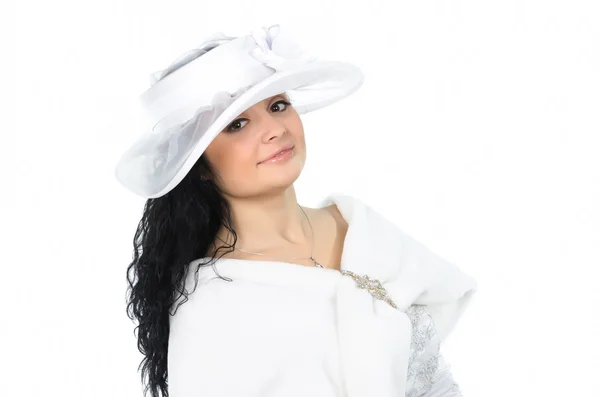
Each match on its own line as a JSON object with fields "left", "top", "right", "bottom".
{"left": 202, "top": 93, "right": 307, "bottom": 197}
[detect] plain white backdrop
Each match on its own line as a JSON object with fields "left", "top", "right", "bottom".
{"left": 5, "top": 0, "right": 599, "bottom": 396}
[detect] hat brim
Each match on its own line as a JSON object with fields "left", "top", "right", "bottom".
{"left": 125, "top": 60, "right": 363, "bottom": 198}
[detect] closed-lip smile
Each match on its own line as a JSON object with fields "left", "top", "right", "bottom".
{"left": 259, "top": 144, "right": 295, "bottom": 164}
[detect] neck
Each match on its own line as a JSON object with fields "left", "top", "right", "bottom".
{"left": 216, "top": 186, "right": 310, "bottom": 252}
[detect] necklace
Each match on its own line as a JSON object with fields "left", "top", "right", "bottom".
{"left": 216, "top": 204, "right": 325, "bottom": 268}
{"left": 215, "top": 203, "right": 397, "bottom": 309}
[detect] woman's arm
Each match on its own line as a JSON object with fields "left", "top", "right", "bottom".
{"left": 422, "top": 352, "right": 463, "bottom": 397}
{"left": 405, "top": 304, "right": 465, "bottom": 397}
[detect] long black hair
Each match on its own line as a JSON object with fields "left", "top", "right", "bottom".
{"left": 125, "top": 153, "right": 238, "bottom": 397}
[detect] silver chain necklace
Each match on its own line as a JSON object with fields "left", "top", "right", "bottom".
{"left": 215, "top": 203, "right": 398, "bottom": 309}
{"left": 216, "top": 204, "right": 325, "bottom": 268}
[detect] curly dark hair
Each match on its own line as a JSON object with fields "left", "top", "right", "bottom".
{"left": 125, "top": 153, "right": 237, "bottom": 397}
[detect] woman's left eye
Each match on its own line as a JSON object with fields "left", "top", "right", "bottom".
{"left": 271, "top": 100, "right": 291, "bottom": 112}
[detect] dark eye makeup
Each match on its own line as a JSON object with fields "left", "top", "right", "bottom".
{"left": 225, "top": 99, "right": 291, "bottom": 133}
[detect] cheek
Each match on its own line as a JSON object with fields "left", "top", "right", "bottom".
{"left": 289, "top": 115, "right": 305, "bottom": 140}
{"left": 215, "top": 140, "right": 257, "bottom": 176}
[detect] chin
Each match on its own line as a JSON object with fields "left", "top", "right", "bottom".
{"left": 265, "top": 161, "right": 304, "bottom": 186}
{"left": 275, "top": 167, "right": 303, "bottom": 185}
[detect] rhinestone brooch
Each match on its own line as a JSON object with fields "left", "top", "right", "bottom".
{"left": 340, "top": 269, "right": 398, "bottom": 309}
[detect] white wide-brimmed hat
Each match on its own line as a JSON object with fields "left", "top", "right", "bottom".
{"left": 114, "top": 24, "right": 364, "bottom": 199}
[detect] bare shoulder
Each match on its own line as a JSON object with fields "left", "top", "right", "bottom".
{"left": 299, "top": 204, "right": 341, "bottom": 232}
{"left": 320, "top": 203, "right": 348, "bottom": 231}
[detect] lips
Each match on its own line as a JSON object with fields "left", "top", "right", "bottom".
{"left": 259, "top": 144, "right": 295, "bottom": 164}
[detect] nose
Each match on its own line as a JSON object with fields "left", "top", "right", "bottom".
{"left": 258, "top": 109, "right": 287, "bottom": 140}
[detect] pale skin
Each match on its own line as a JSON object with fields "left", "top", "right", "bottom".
{"left": 202, "top": 93, "right": 347, "bottom": 269}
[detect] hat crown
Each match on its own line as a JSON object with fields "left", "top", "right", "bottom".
{"left": 139, "top": 24, "right": 321, "bottom": 132}
{"left": 148, "top": 32, "right": 237, "bottom": 86}
{"left": 148, "top": 24, "right": 315, "bottom": 90}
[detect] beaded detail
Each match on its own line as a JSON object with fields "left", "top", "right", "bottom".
{"left": 339, "top": 269, "right": 398, "bottom": 309}
{"left": 405, "top": 304, "right": 440, "bottom": 397}
{"left": 321, "top": 267, "right": 461, "bottom": 396}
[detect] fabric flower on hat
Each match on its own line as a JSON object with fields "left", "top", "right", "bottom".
{"left": 250, "top": 24, "right": 318, "bottom": 72}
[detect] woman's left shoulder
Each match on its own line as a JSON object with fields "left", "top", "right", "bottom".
{"left": 324, "top": 203, "right": 348, "bottom": 229}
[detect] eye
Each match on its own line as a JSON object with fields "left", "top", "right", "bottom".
{"left": 226, "top": 118, "right": 248, "bottom": 133}
{"left": 225, "top": 99, "right": 292, "bottom": 133}
{"left": 271, "top": 99, "right": 291, "bottom": 112}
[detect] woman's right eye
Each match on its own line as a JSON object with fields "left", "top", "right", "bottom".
{"left": 226, "top": 118, "right": 248, "bottom": 133}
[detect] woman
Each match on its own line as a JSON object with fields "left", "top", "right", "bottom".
{"left": 116, "top": 24, "right": 478, "bottom": 397}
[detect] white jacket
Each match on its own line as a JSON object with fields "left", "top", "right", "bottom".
{"left": 168, "top": 193, "right": 478, "bottom": 397}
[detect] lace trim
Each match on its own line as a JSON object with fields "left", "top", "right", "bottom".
{"left": 405, "top": 304, "right": 440, "bottom": 397}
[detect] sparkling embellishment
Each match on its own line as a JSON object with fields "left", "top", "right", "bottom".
{"left": 405, "top": 304, "right": 440, "bottom": 397}
{"left": 339, "top": 269, "right": 398, "bottom": 309}
{"left": 312, "top": 261, "right": 462, "bottom": 396}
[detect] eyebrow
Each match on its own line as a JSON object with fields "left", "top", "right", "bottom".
{"left": 242, "top": 95, "right": 289, "bottom": 114}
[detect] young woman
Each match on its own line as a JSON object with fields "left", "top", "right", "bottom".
{"left": 116, "top": 24, "right": 478, "bottom": 397}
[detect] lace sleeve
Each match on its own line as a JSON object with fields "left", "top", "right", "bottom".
{"left": 404, "top": 305, "right": 464, "bottom": 397}
{"left": 422, "top": 352, "right": 463, "bottom": 397}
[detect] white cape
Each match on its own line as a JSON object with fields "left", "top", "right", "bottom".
{"left": 168, "top": 193, "right": 478, "bottom": 397}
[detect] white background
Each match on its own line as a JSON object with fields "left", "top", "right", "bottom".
{"left": 5, "top": 0, "right": 599, "bottom": 396}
